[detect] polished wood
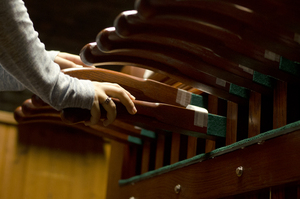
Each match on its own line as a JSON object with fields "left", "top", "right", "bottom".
{"left": 13, "top": 1, "right": 300, "bottom": 198}
{"left": 226, "top": 101, "right": 238, "bottom": 145}
{"left": 0, "top": 111, "right": 17, "bottom": 125}
{"left": 30, "top": 94, "right": 154, "bottom": 141}
{"left": 104, "top": 23, "right": 257, "bottom": 88}
{"left": 205, "top": 95, "right": 218, "bottom": 153}
{"left": 121, "top": 144, "right": 138, "bottom": 179}
{"left": 135, "top": 0, "right": 300, "bottom": 33}
{"left": 62, "top": 99, "right": 215, "bottom": 139}
{"left": 113, "top": 129, "right": 300, "bottom": 199}
{"left": 187, "top": 136, "right": 197, "bottom": 158}
{"left": 20, "top": 96, "right": 217, "bottom": 139}
{"left": 273, "top": 81, "right": 287, "bottom": 129}
{"left": 170, "top": 132, "right": 180, "bottom": 164}
{"left": 270, "top": 80, "right": 288, "bottom": 198}
{"left": 14, "top": 106, "right": 141, "bottom": 146}
{"left": 0, "top": 122, "right": 110, "bottom": 199}
{"left": 248, "top": 91, "right": 261, "bottom": 137}
{"left": 106, "top": 141, "right": 125, "bottom": 199}
{"left": 63, "top": 68, "right": 195, "bottom": 107}
{"left": 113, "top": 10, "right": 300, "bottom": 86}
{"left": 135, "top": 0, "right": 300, "bottom": 62}
{"left": 141, "top": 140, "right": 151, "bottom": 174}
{"left": 155, "top": 133, "right": 165, "bottom": 169}
{"left": 96, "top": 27, "right": 273, "bottom": 95}
{"left": 80, "top": 43, "right": 248, "bottom": 104}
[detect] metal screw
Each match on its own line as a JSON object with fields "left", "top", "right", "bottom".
{"left": 174, "top": 184, "right": 181, "bottom": 194}
{"left": 258, "top": 140, "right": 265, "bottom": 145}
{"left": 236, "top": 166, "right": 244, "bottom": 177}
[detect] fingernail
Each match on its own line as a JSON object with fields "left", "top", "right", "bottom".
{"left": 132, "top": 106, "right": 137, "bottom": 114}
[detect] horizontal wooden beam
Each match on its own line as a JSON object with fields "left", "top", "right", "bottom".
{"left": 115, "top": 128, "right": 300, "bottom": 199}
{"left": 0, "top": 110, "right": 17, "bottom": 125}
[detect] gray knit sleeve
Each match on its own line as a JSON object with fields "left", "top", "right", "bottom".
{"left": 0, "top": 50, "right": 59, "bottom": 91}
{"left": 47, "top": 50, "right": 60, "bottom": 61}
{"left": 0, "top": 64, "right": 25, "bottom": 91}
{"left": 0, "top": 0, "right": 94, "bottom": 110}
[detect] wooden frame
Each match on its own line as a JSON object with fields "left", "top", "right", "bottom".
{"left": 13, "top": 1, "right": 300, "bottom": 198}
{"left": 106, "top": 127, "right": 300, "bottom": 199}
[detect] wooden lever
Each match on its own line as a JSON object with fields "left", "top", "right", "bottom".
{"left": 61, "top": 100, "right": 122, "bottom": 124}
{"left": 61, "top": 108, "right": 94, "bottom": 124}
{"left": 30, "top": 94, "right": 218, "bottom": 139}
{"left": 30, "top": 94, "right": 107, "bottom": 124}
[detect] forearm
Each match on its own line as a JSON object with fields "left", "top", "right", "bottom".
{"left": 0, "top": 51, "right": 59, "bottom": 92}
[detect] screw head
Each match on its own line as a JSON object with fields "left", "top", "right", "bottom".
{"left": 174, "top": 184, "right": 181, "bottom": 194}
{"left": 236, "top": 166, "right": 244, "bottom": 177}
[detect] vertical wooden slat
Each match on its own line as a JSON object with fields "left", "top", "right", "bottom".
{"left": 246, "top": 93, "right": 262, "bottom": 199}
{"left": 106, "top": 141, "right": 125, "bottom": 199}
{"left": 5, "top": 127, "right": 28, "bottom": 199}
{"left": 271, "top": 80, "right": 288, "bottom": 199}
{"left": 187, "top": 136, "right": 197, "bottom": 158}
{"left": 121, "top": 144, "right": 137, "bottom": 179}
{"left": 271, "top": 186, "right": 285, "bottom": 199}
{"left": 48, "top": 131, "right": 72, "bottom": 199}
{"left": 205, "top": 95, "right": 218, "bottom": 153}
{"left": 0, "top": 115, "right": 111, "bottom": 199}
{"left": 141, "top": 140, "right": 151, "bottom": 174}
{"left": 155, "top": 133, "right": 165, "bottom": 169}
{"left": 170, "top": 132, "right": 180, "bottom": 164}
{"left": 0, "top": 125, "right": 8, "bottom": 191}
{"left": 248, "top": 91, "right": 262, "bottom": 138}
{"left": 273, "top": 80, "right": 287, "bottom": 129}
{"left": 0, "top": 125, "right": 16, "bottom": 199}
{"left": 226, "top": 101, "right": 238, "bottom": 145}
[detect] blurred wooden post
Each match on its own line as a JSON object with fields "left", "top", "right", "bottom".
{"left": 155, "top": 133, "right": 165, "bottom": 169}
{"left": 226, "top": 101, "right": 238, "bottom": 145}
{"left": 271, "top": 80, "right": 287, "bottom": 199}
{"left": 248, "top": 91, "right": 261, "bottom": 138}
{"left": 170, "top": 132, "right": 180, "bottom": 164}
{"left": 205, "top": 95, "right": 218, "bottom": 152}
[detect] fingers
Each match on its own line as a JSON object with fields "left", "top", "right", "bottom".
{"left": 57, "top": 52, "right": 95, "bottom": 68}
{"left": 84, "top": 96, "right": 101, "bottom": 126}
{"left": 57, "top": 52, "right": 83, "bottom": 65}
{"left": 102, "top": 83, "right": 137, "bottom": 115}
{"left": 86, "top": 82, "right": 137, "bottom": 127}
{"left": 101, "top": 99, "right": 117, "bottom": 126}
{"left": 54, "top": 56, "right": 83, "bottom": 69}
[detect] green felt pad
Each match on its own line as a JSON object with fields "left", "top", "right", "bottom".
{"left": 127, "top": 136, "right": 143, "bottom": 145}
{"left": 207, "top": 114, "right": 226, "bottom": 137}
{"left": 252, "top": 71, "right": 274, "bottom": 88}
{"left": 229, "top": 84, "right": 250, "bottom": 99}
{"left": 190, "top": 94, "right": 225, "bottom": 138}
{"left": 279, "top": 57, "right": 300, "bottom": 76}
{"left": 190, "top": 94, "right": 208, "bottom": 109}
{"left": 119, "top": 120, "right": 300, "bottom": 186}
{"left": 141, "top": 129, "right": 156, "bottom": 139}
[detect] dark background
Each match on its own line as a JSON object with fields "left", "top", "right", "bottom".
{"left": 0, "top": 0, "right": 135, "bottom": 112}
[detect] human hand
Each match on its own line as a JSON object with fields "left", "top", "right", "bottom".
{"left": 85, "top": 82, "right": 137, "bottom": 127}
{"left": 54, "top": 52, "right": 94, "bottom": 69}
